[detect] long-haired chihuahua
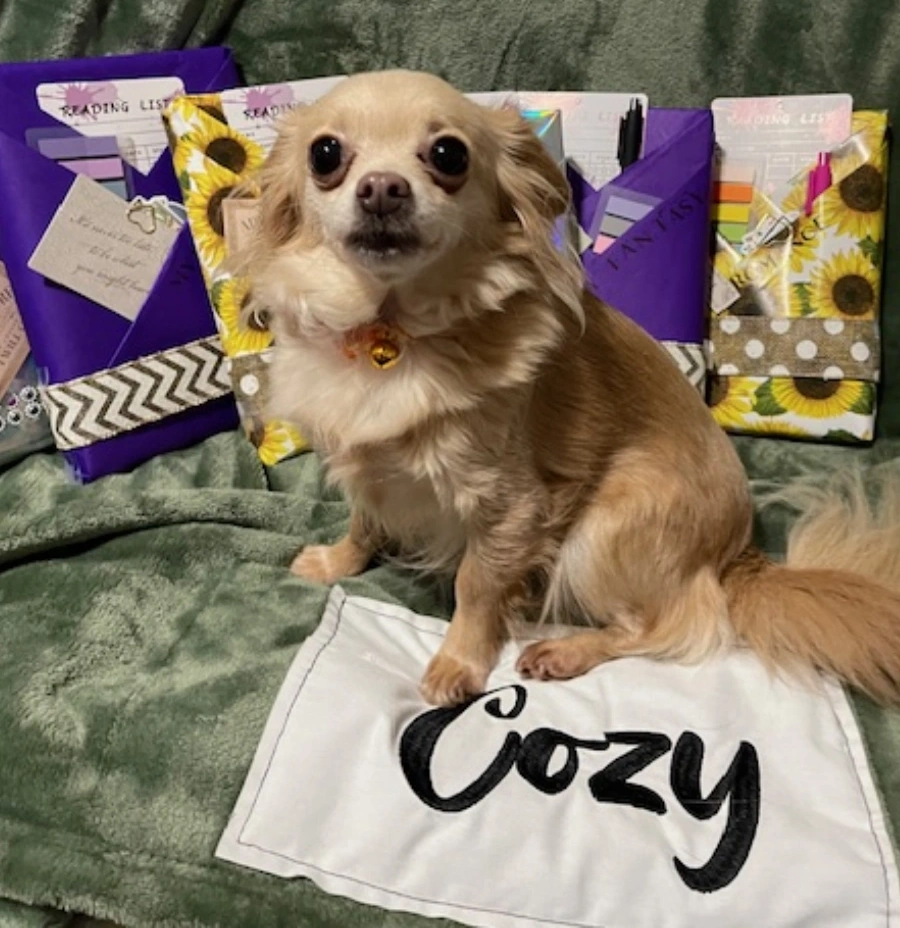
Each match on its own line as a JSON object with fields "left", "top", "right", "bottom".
{"left": 239, "top": 70, "right": 900, "bottom": 707}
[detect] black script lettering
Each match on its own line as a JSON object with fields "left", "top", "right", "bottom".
{"left": 796, "top": 216, "right": 822, "bottom": 244}
{"left": 399, "top": 685, "right": 526, "bottom": 812}
{"left": 670, "top": 732, "right": 760, "bottom": 893}
{"left": 517, "top": 728, "right": 610, "bottom": 795}
{"left": 400, "top": 697, "right": 761, "bottom": 894}
{"left": 588, "top": 732, "right": 672, "bottom": 815}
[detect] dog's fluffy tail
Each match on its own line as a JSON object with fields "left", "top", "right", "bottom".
{"left": 722, "top": 464, "right": 900, "bottom": 704}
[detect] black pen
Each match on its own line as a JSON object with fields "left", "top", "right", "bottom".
{"left": 617, "top": 97, "right": 644, "bottom": 171}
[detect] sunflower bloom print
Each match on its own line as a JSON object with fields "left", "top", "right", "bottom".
{"left": 195, "top": 119, "right": 265, "bottom": 176}
{"left": 253, "top": 420, "right": 305, "bottom": 467}
{"left": 164, "top": 92, "right": 308, "bottom": 466}
{"left": 708, "top": 374, "right": 759, "bottom": 430}
{"left": 820, "top": 161, "right": 885, "bottom": 243}
{"left": 185, "top": 158, "right": 242, "bottom": 274}
{"left": 809, "top": 251, "right": 879, "bottom": 320}
{"left": 760, "top": 378, "right": 872, "bottom": 420}
{"left": 213, "top": 276, "right": 273, "bottom": 356}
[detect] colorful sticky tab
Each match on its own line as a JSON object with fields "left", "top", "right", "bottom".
{"left": 714, "top": 182, "right": 754, "bottom": 204}
{"left": 713, "top": 203, "right": 752, "bottom": 224}
{"left": 26, "top": 128, "right": 131, "bottom": 199}
{"left": 589, "top": 185, "right": 660, "bottom": 254}
{"left": 713, "top": 163, "right": 755, "bottom": 245}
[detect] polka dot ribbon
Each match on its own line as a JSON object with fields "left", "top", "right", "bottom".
{"left": 709, "top": 316, "right": 879, "bottom": 382}
{"left": 228, "top": 352, "right": 272, "bottom": 422}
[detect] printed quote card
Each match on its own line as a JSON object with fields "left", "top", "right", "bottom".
{"left": 28, "top": 174, "right": 178, "bottom": 321}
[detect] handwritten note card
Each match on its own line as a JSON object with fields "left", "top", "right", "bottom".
{"left": 28, "top": 174, "right": 177, "bottom": 321}
{"left": 0, "top": 263, "right": 29, "bottom": 397}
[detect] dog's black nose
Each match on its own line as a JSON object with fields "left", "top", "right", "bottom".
{"left": 356, "top": 172, "right": 411, "bottom": 216}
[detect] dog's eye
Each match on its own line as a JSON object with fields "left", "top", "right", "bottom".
{"left": 429, "top": 136, "right": 469, "bottom": 177}
{"left": 309, "top": 136, "right": 344, "bottom": 177}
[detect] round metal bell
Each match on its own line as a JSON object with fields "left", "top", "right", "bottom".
{"left": 368, "top": 339, "right": 402, "bottom": 369}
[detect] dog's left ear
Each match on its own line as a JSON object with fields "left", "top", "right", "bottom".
{"left": 483, "top": 105, "right": 585, "bottom": 323}
{"left": 222, "top": 110, "right": 308, "bottom": 325}
{"left": 487, "top": 105, "right": 571, "bottom": 237}
{"left": 255, "top": 114, "right": 307, "bottom": 250}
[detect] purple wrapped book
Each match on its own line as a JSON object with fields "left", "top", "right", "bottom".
{"left": 571, "top": 108, "right": 714, "bottom": 391}
{"left": 0, "top": 48, "right": 240, "bottom": 483}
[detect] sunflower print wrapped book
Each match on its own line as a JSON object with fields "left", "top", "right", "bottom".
{"left": 163, "top": 93, "right": 305, "bottom": 466}
{"left": 707, "top": 111, "right": 889, "bottom": 443}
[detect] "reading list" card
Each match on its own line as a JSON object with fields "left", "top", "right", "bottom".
{"left": 36, "top": 76, "right": 185, "bottom": 176}
{"left": 28, "top": 174, "right": 178, "bottom": 321}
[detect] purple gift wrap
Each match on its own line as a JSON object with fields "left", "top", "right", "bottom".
{"left": 0, "top": 48, "right": 240, "bottom": 483}
{"left": 570, "top": 108, "right": 713, "bottom": 353}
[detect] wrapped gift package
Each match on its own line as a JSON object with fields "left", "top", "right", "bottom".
{"left": 571, "top": 108, "right": 713, "bottom": 393}
{"left": 163, "top": 84, "right": 336, "bottom": 466}
{"left": 0, "top": 48, "right": 241, "bottom": 482}
{"left": 707, "top": 111, "right": 888, "bottom": 443}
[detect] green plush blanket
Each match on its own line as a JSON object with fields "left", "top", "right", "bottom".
{"left": 1, "top": 1, "right": 900, "bottom": 925}
{"left": 0, "top": 434, "right": 898, "bottom": 928}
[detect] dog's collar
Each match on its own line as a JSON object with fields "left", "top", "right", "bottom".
{"left": 340, "top": 296, "right": 409, "bottom": 370}
{"left": 341, "top": 320, "right": 409, "bottom": 370}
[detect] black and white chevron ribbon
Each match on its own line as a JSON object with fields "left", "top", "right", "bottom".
{"left": 42, "top": 336, "right": 232, "bottom": 451}
{"left": 661, "top": 341, "right": 706, "bottom": 391}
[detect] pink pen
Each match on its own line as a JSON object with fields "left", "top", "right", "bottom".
{"left": 804, "top": 151, "right": 832, "bottom": 215}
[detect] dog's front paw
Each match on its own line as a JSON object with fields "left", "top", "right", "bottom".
{"left": 290, "top": 544, "right": 356, "bottom": 584}
{"left": 516, "top": 638, "right": 596, "bottom": 681}
{"left": 420, "top": 652, "right": 488, "bottom": 707}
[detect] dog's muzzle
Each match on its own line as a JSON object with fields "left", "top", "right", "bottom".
{"left": 348, "top": 172, "right": 421, "bottom": 259}
{"left": 356, "top": 171, "right": 411, "bottom": 218}
{"left": 347, "top": 222, "right": 421, "bottom": 259}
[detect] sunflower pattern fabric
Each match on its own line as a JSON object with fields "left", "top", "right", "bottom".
{"left": 708, "top": 111, "right": 888, "bottom": 443}
{"left": 163, "top": 93, "right": 306, "bottom": 466}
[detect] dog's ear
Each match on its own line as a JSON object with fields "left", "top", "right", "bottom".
{"left": 487, "top": 105, "right": 571, "bottom": 237}
{"left": 223, "top": 109, "right": 307, "bottom": 286}
{"left": 485, "top": 105, "right": 584, "bottom": 323}
{"left": 255, "top": 110, "right": 307, "bottom": 250}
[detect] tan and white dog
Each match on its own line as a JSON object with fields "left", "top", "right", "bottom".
{"left": 240, "top": 69, "right": 900, "bottom": 708}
